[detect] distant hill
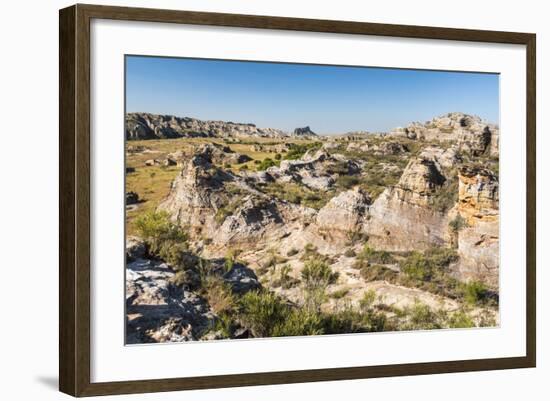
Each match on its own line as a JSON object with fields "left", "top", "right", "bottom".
{"left": 125, "top": 112, "right": 318, "bottom": 140}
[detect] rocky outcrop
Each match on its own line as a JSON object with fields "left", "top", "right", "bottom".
{"left": 419, "top": 146, "right": 462, "bottom": 170}
{"left": 390, "top": 112, "right": 498, "bottom": 156}
{"left": 316, "top": 188, "right": 371, "bottom": 233}
{"left": 158, "top": 147, "right": 235, "bottom": 233}
{"left": 451, "top": 167, "right": 499, "bottom": 287}
{"left": 266, "top": 149, "right": 358, "bottom": 191}
{"left": 293, "top": 126, "right": 317, "bottom": 137}
{"left": 126, "top": 112, "right": 293, "bottom": 140}
{"left": 198, "top": 143, "right": 252, "bottom": 165}
{"left": 366, "top": 157, "right": 448, "bottom": 250}
{"left": 126, "top": 258, "right": 215, "bottom": 343}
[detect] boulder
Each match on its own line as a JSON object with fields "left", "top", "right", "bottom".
{"left": 316, "top": 188, "right": 371, "bottom": 233}
{"left": 126, "top": 258, "right": 215, "bottom": 343}
{"left": 126, "top": 191, "right": 140, "bottom": 205}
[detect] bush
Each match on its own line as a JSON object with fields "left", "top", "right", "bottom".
{"left": 301, "top": 259, "right": 339, "bottom": 290}
{"left": 135, "top": 211, "right": 187, "bottom": 249}
{"left": 274, "top": 153, "right": 282, "bottom": 160}
{"left": 344, "top": 248, "right": 356, "bottom": 257}
{"left": 239, "top": 291, "right": 289, "bottom": 337}
{"left": 330, "top": 288, "right": 350, "bottom": 299}
{"left": 286, "top": 248, "right": 299, "bottom": 257}
{"left": 283, "top": 142, "right": 322, "bottom": 160}
{"left": 357, "top": 245, "right": 395, "bottom": 264}
{"left": 134, "top": 211, "right": 191, "bottom": 267}
{"left": 431, "top": 177, "right": 458, "bottom": 212}
{"left": 447, "top": 310, "right": 475, "bottom": 328}
{"left": 272, "top": 309, "right": 324, "bottom": 337}
{"left": 449, "top": 214, "right": 467, "bottom": 233}
{"left": 401, "top": 251, "right": 433, "bottom": 281}
{"left": 360, "top": 264, "right": 398, "bottom": 282}
{"left": 202, "top": 276, "right": 235, "bottom": 315}
{"left": 461, "top": 280, "right": 489, "bottom": 306}
{"left": 257, "top": 158, "right": 279, "bottom": 171}
{"left": 271, "top": 264, "right": 299, "bottom": 289}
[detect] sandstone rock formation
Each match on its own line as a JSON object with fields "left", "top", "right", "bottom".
{"left": 126, "top": 258, "right": 215, "bottom": 343}
{"left": 316, "top": 188, "right": 371, "bottom": 234}
{"left": 367, "top": 157, "right": 448, "bottom": 250}
{"left": 126, "top": 112, "right": 294, "bottom": 140}
{"left": 451, "top": 167, "right": 499, "bottom": 287}
{"left": 293, "top": 126, "right": 317, "bottom": 137}
{"left": 390, "top": 112, "right": 498, "bottom": 156}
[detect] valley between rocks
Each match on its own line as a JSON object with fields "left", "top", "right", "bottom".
{"left": 125, "top": 112, "right": 500, "bottom": 343}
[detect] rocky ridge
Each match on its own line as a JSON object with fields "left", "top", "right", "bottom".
{"left": 126, "top": 112, "right": 318, "bottom": 140}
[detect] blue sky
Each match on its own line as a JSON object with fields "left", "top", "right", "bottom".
{"left": 126, "top": 55, "right": 499, "bottom": 135}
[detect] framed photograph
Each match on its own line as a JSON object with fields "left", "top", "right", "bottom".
{"left": 59, "top": 4, "right": 536, "bottom": 397}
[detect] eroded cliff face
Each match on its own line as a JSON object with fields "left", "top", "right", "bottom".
{"left": 450, "top": 167, "right": 499, "bottom": 287}
{"left": 390, "top": 112, "right": 499, "bottom": 157}
{"left": 366, "top": 157, "right": 448, "bottom": 251}
{"left": 126, "top": 112, "right": 317, "bottom": 140}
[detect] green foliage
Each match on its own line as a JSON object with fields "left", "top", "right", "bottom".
{"left": 134, "top": 211, "right": 190, "bottom": 267}
{"left": 301, "top": 259, "right": 339, "bottom": 290}
{"left": 360, "top": 264, "right": 398, "bottom": 282}
{"left": 404, "top": 302, "right": 443, "bottom": 330}
{"left": 357, "top": 245, "right": 395, "bottom": 264}
{"left": 401, "top": 248, "right": 458, "bottom": 282}
{"left": 272, "top": 309, "right": 324, "bottom": 337}
{"left": 431, "top": 175, "right": 459, "bottom": 212}
{"left": 359, "top": 289, "right": 377, "bottom": 311}
{"left": 286, "top": 248, "right": 299, "bottom": 257}
{"left": 257, "top": 157, "right": 280, "bottom": 171}
{"left": 239, "top": 291, "right": 289, "bottom": 337}
{"left": 271, "top": 264, "right": 299, "bottom": 289}
{"left": 261, "top": 182, "right": 330, "bottom": 209}
{"left": 202, "top": 276, "right": 235, "bottom": 315}
{"left": 401, "top": 251, "right": 434, "bottom": 281}
{"left": 461, "top": 280, "right": 489, "bottom": 306}
{"left": 447, "top": 310, "right": 475, "bottom": 328}
{"left": 283, "top": 142, "right": 322, "bottom": 160}
{"left": 343, "top": 248, "right": 356, "bottom": 257}
{"left": 224, "top": 248, "right": 242, "bottom": 273}
{"left": 449, "top": 214, "right": 467, "bottom": 233}
{"left": 330, "top": 288, "right": 350, "bottom": 299}
{"left": 274, "top": 153, "right": 282, "bottom": 160}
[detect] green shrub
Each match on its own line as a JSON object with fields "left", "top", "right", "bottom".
{"left": 272, "top": 309, "right": 324, "bottom": 337}
{"left": 401, "top": 251, "right": 433, "bottom": 281}
{"left": 357, "top": 245, "right": 395, "bottom": 264}
{"left": 461, "top": 280, "right": 489, "bottom": 306}
{"left": 283, "top": 142, "right": 322, "bottom": 160}
{"left": 404, "top": 302, "right": 442, "bottom": 330}
{"left": 449, "top": 214, "right": 467, "bottom": 233}
{"left": 202, "top": 276, "right": 235, "bottom": 315}
{"left": 301, "top": 259, "right": 339, "bottom": 290}
{"left": 257, "top": 158, "right": 279, "bottom": 171}
{"left": 344, "top": 248, "right": 356, "bottom": 257}
{"left": 272, "top": 264, "right": 299, "bottom": 289}
{"left": 134, "top": 211, "right": 190, "bottom": 266}
{"left": 330, "top": 287, "right": 350, "bottom": 299}
{"left": 239, "top": 291, "right": 289, "bottom": 337}
{"left": 287, "top": 248, "right": 299, "bottom": 257}
{"left": 274, "top": 153, "right": 282, "bottom": 160}
{"left": 359, "top": 289, "right": 377, "bottom": 311}
{"left": 447, "top": 310, "right": 475, "bottom": 328}
{"left": 360, "top": 264, "right": 398, "bottom": 282}
{"left": 431, "top": 176, "right": 458, "bottom": 212}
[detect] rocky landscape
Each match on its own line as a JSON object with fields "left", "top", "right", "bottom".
{"left": 125, "top": 112, "right": 500, "bottom": 344}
